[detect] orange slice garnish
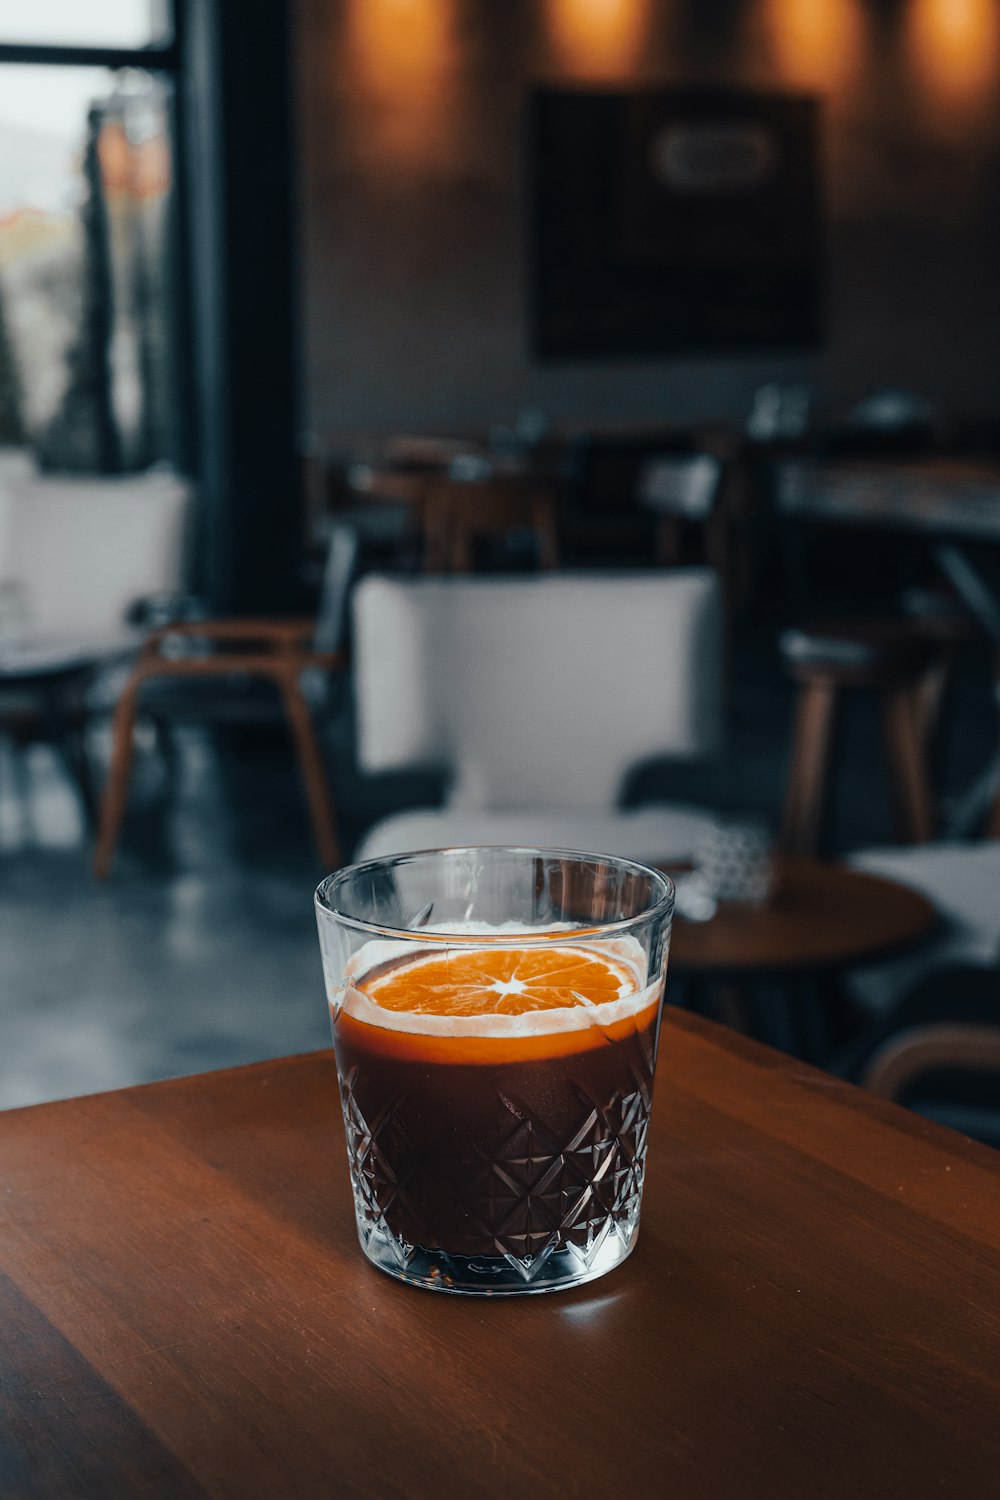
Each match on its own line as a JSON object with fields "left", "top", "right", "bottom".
{"left": 358, "top": 944, "right": 635, "bottom": 1018}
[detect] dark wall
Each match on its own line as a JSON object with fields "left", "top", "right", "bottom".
{"left": 294, "top": 0, "right": 1000, "bottom": 449}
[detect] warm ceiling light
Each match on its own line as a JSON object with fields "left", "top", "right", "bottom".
{"left": 764, "top": 0, "right": 863, "bottom": 89}
{"left": 908, "top": 0, "right": 999, "bottom": 97}
{"left": 546, "top": 0, "right": 651, "bottom": 78}
{"left": 349, "top": 0, "right": 453, "bottom": 94}
{"left": 346, "top": 0, "right": 456, "bottom": 164}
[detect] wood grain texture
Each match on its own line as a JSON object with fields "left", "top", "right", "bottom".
{"left": 2, "top": 1014, "right": 999, "bottom": 1499}
{"left": 668, "top": 855, "right": 937, "bottom": 975}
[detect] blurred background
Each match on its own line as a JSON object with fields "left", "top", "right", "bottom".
{"left": 0, "top": 0, "right": 998, "bottom": 1140}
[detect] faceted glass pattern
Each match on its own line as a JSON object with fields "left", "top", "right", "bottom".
{"left": 338, "top": 1043, "right": 656, "bottom": 1294}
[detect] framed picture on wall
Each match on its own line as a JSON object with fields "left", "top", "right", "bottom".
{"left": 528, "top": 86, "right": 823, "bottom": 358}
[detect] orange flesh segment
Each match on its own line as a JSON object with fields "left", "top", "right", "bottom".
{"left": 358, "top": 944, "right": 634, "bottom": 1018}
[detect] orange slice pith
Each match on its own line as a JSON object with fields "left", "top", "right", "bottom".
{"left": 358, "top": 944, "right": 634, "bottom": 1018}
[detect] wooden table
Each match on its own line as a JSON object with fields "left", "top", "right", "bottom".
{"left": 669, "top": 855, "right": 937, "bottom": 976}
{"left": 772, "top": 456, "right": 1000, "bottom": 643}
{"left": 666, "top": 855, "right": 938, "bottom": 1059}
{"left": 0, "top": 633, "right": 137, "bottom": 828}
{"left": 3, "top": 1013, "right": 999, "bottom": 1498}
{"left": 773, "top": 457, "right": 1000, "bottom": 543}
{"left": 343, "top": 449, "right": 564, "bottom": 574}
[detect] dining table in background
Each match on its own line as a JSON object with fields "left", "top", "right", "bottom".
{"left": 665, "top": 854, "right": 938, "bottom": 1062}
{"left": 2, "top": 1011, "right": 998, "bottom": 1498}
{"left": 773, "top": 455, "right": 1000, "bottom": 633}
{"left": 340, "top": 435, "right": 569, "bottom": 575}
{"left": 0, "top": 631, "right": 138, "bottom": 830}
{"left": 336, "top": 422, "right": 740, "bottom": 523}
{"left": 774, "top": 456, "right": 1000, "bottom": 543}
{"left": 773, "top": 455, "right": 1000, "bottom": 835}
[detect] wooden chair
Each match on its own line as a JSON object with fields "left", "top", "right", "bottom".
{"left": 420, "top": 474, "right": 560, "bottom": 574}
{"left": 779, "top": 621, "right": 936, "bottom": 855}
{"left": 635, "top": 453, "right": 724, "bottom": 570}
{"left": 898, "top": 586, "right": 995, "bottom": 825}
{"left": 635, "top": 446, "right": 757, "bottom": 678}
{"left": 864, "top": 1021, "right": 1000, "bottom": 1100}
{"left": 93, "top": 525, "right": 357, "bottom": 878}
{"left": 858, "top": 964, "right": 1000, "bottom": 1147}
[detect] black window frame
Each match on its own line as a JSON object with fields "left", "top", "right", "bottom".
{"left": 0, "top": 17, "right": 178, "bottom": 69}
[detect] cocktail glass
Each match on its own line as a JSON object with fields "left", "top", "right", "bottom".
{"left": 315, "top": 846, "right": 674, "bottom": 1295}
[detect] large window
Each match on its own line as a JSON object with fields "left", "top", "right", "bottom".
{"left": 0, "top": 1, "right": 171, "bottom": 50}
{"left": 0, "top": 4, "right": 180, "bottom": 472}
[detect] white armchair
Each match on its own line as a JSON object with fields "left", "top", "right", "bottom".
{"left": 0, "top": 454, "right": 193, "bottom": 832}
{"left": 351, "top": 569, "right": 724, "bottom": 864}
{"left": 0, "top": 456, "right": 191, "bottom": 643}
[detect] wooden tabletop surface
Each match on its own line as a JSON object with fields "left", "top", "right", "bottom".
{"left": 3, "top": 1013, "right": 999, "bottom": 1499}
{"left": 774, "top": 456, "right": 1000, "bottom": 541}
{"left": 668, "top": 855, "right": 938, "bottom": 975}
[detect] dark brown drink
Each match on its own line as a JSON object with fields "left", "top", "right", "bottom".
{"left": 330, "top": 949, "right": 662, "bottom": 1288}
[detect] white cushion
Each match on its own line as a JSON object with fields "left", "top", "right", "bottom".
{"left": 0, "top": 463, "right": 192, "bottom": 638}
{"left": 352, "top": 570, "right": 723, "bottom": 810}
{"left": 847, "top": 841, "right": 1000, "bottom": 1014}
{"left": 354, "top": 803, "right": 718, "bottom": 866}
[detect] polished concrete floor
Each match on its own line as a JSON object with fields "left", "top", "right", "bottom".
{"left": 0, "top": 628, "right": 994, "bottom": 1110}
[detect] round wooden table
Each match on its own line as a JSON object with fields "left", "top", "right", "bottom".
{"left": 662, "top": 854, "right": 939, "bottom": 1061}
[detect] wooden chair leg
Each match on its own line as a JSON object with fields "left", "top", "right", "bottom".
{"left": 913, "top": 651, "right": 953, "bottom": 745}
{"left": 913, "top": 649, "right": 956, "bottom": 812}
{"left": 779, "top": 679, "right": 838, "bottom": 856}
{"left": 420, "top": 486, "right": 448, "bottom": 574}
{"left": 656, "top": 517, "right": 683, "bottom": 567}
{"left": 60, "top": 727, "right": 97, "bottom": 829}
{"left": 277, "top": 670, "right": 341, "bottom": 870}
{"left": 447, "top": 501, "right": 477, "bottom": 573}
{"left": 988, "top": 784, "right": 1000, "bottom": 841}
{"left": 39, "top": 683, "right": 96, "bottom": 828}
{"left": 4, "top": 735, "right": 34, "bottom": 841}
{"left": 93, "top": 679, "right": 144, "bottom": 878}
{"left": 531, "top": 491, "right": 560, "bottom": 570}
{"left": 881, "top": 686, "right": 934, "bottom": 844}
{"left": 990, "top": 654, "right": 1000, "bottom": 838}
{"left": 704, "top": 512, "right": 736, "bottom": 696}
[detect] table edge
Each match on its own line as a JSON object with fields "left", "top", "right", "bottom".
{"left": 2, "top": 1018, "right": 997, "bottom": 1181}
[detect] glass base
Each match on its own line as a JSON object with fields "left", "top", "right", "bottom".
{"left": 357, "top": 1220, "right": 640, "bottom": 1296}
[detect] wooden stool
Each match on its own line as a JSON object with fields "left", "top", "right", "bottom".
{"left": 779, "top": 621, "right": 936, "bottom": 855}
{"left": 900, "top": 586, "right": 981, "bottom": 744}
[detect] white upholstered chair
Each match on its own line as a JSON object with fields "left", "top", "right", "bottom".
{"left": 352, "top": 569, "right": 723, "bottom": 864}
{"left": 0, "top": 457, "right": 193, "bottom": 828}
{"left": 0, "top": 459, "right": 191, "bottom": 644}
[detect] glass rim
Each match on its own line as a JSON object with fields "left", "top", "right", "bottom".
{"left": 315, "top": 844, "right": 675, "bottom": 946}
